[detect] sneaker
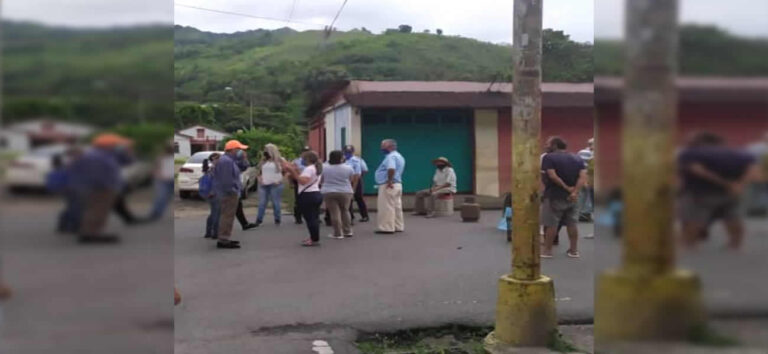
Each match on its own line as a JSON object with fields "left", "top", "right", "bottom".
{"left": 359, "top": 217, "right": 370, "bottom": 222}
{"left": 566, "top": 251, "right": 580, "bottom": 258}
{"left": 242, "top": 223, "right": 258, "bottom": 231}
{"left": 275, "top": 220, "right": 281, "bottom": 225}
{"left": 343, "top": 233, "right": 354, "bottom": 238}
{"left": 584, "top": 233, "right": 595, "bottom": 239}
{"left": 374, "top": 230, "right": 395, "bottom": 234}
{"left": 327, "top": 234, "right": 344, "bottom": 239}
{"left": 217, "top": 242, "right": 241, "bottom": 249}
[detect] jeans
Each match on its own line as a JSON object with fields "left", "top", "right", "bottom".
{"left": 149, "top": 180, "right": 175, "bottom": 219}
{"left": 298, "top": 191, "right": 323, "bottom": 242}
{"left": 58, "top": 190, "right": 83, "bottom": 233}
{"left": 577, "top": 187, "right": 594, "bottom": 218}
{"left": 206, "top": 197, "right": 221, "bottom": 237}
{"left": 257, "top": 183, "right": 284, "bottom": 223}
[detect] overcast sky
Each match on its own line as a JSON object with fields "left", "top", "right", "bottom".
{"left": 3, "top": 1, "right": 765, "bottom": 42}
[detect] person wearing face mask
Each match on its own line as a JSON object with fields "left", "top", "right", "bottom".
{"left": 343, "top": 145, "right": 369, "bottom": 222}
{"left": 413, "top": 157, "right": 457, "bottom": 218}
{"left": 374, "top": 139, "right": 406, "bottom": 234}
{"left": 212, "top": 140, "right": 250, "bottom": 249}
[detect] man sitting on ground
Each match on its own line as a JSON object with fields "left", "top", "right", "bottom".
{"left": 413, "top": 157, "right": 457, "bottom": 218}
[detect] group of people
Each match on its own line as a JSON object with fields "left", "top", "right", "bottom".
{"left": 49, "top": 133, "right": 176, "bottom": 244}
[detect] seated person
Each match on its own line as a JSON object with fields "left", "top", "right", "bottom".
{"left": 413, "top": 157, "right": 457, "bottom": 218}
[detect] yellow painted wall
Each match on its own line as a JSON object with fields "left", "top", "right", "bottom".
{"left": 475, "top": 109, "right": 500, "bottom": 197}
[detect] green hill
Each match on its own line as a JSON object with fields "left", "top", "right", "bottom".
{"left": 174, "top": 25, "right": 593, "bottom": 131}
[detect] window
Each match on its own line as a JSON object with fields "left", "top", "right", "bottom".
{"left": 196, "top": 128, "right": 204, "bottom": 138}
{"left": 341, "top": 127, "right": 347, "bottom": 148}
{"left": 174, "top": 142, "right": 179, "bottom": 153}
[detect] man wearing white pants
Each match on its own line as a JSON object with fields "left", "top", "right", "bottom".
{"left": 374, "top": 139, "right": 406, "bottom": 234}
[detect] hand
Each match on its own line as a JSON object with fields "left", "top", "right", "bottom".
{"left": 568, "top": 192, "right": 578, "bottom": 202}
{"left": 565, "top": 186, "right": 576, "bottom": 194}
{"left": 386, "top": 181, "right": 394, "bottom": 189}
{"left": 728, "top": 181, "right": 744, "bottom": 196}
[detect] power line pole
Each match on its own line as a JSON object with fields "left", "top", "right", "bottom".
{"left": 485, "top": 0, "right": 557, "bottom": 350}
{"left": 595, "top": 0, "right": 704, "bottom": 346}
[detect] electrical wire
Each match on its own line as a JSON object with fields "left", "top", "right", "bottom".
{"left": 175, "top": 3, "right": 323, "bottom": 28}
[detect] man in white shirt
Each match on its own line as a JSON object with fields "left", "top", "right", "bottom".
{"left": 577, "top": 138, "right": 594, "bottom": 222}
{"left": 413, "top": 157, "right": 457, "bottom": 218}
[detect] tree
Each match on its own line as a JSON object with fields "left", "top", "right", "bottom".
{"left": 436, "top": 29, "right": 443, "bottom": 36}
{"left": 423, "top": 29, "right": 431, "bottom": 34}
{"left": 398, "top": 25, "right": 413, "bottom": 33}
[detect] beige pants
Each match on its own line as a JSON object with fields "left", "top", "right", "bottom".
{"left": 377, "top": 183, "right": 404, "bottom": 232}
{"left": 414, "top": 189, "right": 452, "bottom": 214}
{"left": 80, "top": 189, "right": 117, "bottom": 236}
{"left": 324, "top": 192, "right": 353, "bottom": 236}
{"left": 217, "top": 193, "right": 239, "bottom": 241}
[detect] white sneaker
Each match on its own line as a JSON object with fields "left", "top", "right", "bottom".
{"left": 584, "top": 234, "right": 595, "bottom": 239}
{"left": 327, "top": 234, "right": 344, "bottom": 239}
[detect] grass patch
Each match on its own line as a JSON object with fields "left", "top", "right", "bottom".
{"left": 355, "top": 325, "right": 491, "bottom": 354}
{"left": 175, "top": 157, "right": 188, "bottom": 165}
{"left": 688, "top": 324, "right": 739, "bottom": 347}
{"left": 548, "top": 330, "right": 583, "bottom": 353}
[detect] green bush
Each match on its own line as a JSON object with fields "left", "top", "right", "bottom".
{"left": 111, "top": 122, "right": 174, "bottom": 157}
{"left": 225, "top": 127, "right": 303, "bottom": 163}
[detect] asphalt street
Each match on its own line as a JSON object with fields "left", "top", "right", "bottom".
{"left": 175, "top": 207, "right": 595, "bottom": 353}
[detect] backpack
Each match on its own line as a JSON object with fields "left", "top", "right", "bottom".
{"left": 198, "top": 173, "right": 213, "bottom": 198}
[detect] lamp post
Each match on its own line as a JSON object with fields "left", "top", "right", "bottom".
{"left": 595, "top": 0, "right": 704, "bottom": 345}
{"left": 225, "top": 86, "right": 253, "bottom": 130}
{"left": 484, "top": 0, "right": 557, "bottom": 350}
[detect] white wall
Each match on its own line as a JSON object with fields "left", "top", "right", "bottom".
{"left": 0, "top": 130, "right": 30, "bottom": 152}
{"left": 333, "top": 104, "right": 351, "bottom": 150}
{"left": 178, "top": 125, "right": 229, "bottom": 141}
{"left": 324, "top": 111, "right": 335, "bottom": 160}
{"left": 174, "top": 135, "right": 192, "bottom": 158}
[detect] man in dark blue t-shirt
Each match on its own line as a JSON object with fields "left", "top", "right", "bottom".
{"left": 678, "top": 132, "right": 758, "bottom": 249}
{"left": 541, "top": 137, "right": 587, "bottom": 258}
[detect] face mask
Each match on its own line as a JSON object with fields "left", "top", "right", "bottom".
{"left": 344, "top": 152, "right": 353, "bottom": 160}
{"left": 381, "top": 149, "right": 390, "bottom": 155}
{"left": 236, "top": 150, "right": 244, "bottom": 158}
{"left": 437, "top": 165, "right": 446, "bottom": 170}
{"left": 301, "top": 159, "right": 308, "bottom": 166}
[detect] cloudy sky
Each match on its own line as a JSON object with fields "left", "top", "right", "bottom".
{"left": 3, "top": 1, "right": 765, "bottom": 42}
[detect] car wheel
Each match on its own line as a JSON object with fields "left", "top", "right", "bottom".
{"left": 179, "top": 190, "right": 191, "bottom": 199}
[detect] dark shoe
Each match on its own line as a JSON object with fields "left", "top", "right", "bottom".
{"left": 275, "top": 220, "right": 281, "bottom": 225}
{"left": 375, "top": 230, "right": 395, "bottom": 234}
{"left": 204, "top": 234, "right": 213, "bottom": 238}
{"left": 78, "top": 234, "right": 120, "bottom": 244}
{"left": 242, "top": 223, "right": 258, "bottom": 231}
{"left": 295, "top": 219, "right": 303, "bottom": 225}
{"left": 359, "top": 217, "right": 370, "bottom": 222}
{"left": 255, "top": 221, "right": 263, "bottom": 227}
{"left": 217, "top": 242, "right": 241, "bottom": 249}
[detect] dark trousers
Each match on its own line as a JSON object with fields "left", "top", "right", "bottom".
{"left": 113, "top": 188, "right": 137, "bottom": 224}
{"left": 298, "top": 191, "right": 323, "bottom": 242}
{"left": 236, "top": 196, "right": 249, "bottom": 227}
{"left": 292, "top": 181, "right": 302, "bottom": 223}
{"left": 349, "top": 182, "right": 368, "bottom": 219}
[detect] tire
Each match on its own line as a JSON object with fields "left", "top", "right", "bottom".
{"left": 179, "top": 190, "right": 192, "bottom": 199}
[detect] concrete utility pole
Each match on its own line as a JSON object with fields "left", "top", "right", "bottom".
{"left": 485, "top": 0, "right": 557, "bottom": 350}
{"left": 595, "top": 0, "right": 704, "bottom": 345}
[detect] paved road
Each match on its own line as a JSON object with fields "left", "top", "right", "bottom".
{"left": 175, "top": 209, "right": 596, "bottom": 353}
{"left": 0, "top": 191, "right": 174, "bottom": 354}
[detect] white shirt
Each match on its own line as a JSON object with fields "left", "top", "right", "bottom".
{"left": 158, "top": 155, "right": 175, "bottom": 181}
{"left": 433, "top": 167, "right": 457, "bottom": 194}
{"left": 260, "top": 161, "right": 283, "bottom": 185}
{"left": 298, "top": 165, "right": 321, "bottom": 193}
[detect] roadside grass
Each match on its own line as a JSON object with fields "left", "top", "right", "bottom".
{"left": 688, "top": 324, "right": 740, "bottom": 347}
{"left": 355, "top": 325, "right": 490, "bottom": 354}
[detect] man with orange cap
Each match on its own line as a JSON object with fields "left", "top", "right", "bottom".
{"left": 70, "top": 133, "right": 132, "bottom": 243}
{"left": 212, "top": 139, "right": 250, "bottom": 249}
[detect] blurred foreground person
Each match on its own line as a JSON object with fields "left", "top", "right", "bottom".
{"left": 71, "top": 133, "right": 131, "bottom": 244}
{"left": 212, "top": 140, "right": 250, "bottom": 249}
{"left": 148, "top": 143, "right": 176, "bottom": 220}
{"left": 283, "top": 151, "right": 323, "bottom": 247}
{"left": 0, "top": 280, "right": 11, "bottom": 300}
{"left": 678, "top": 132, "right": 759, "bottom": 249}
{"left": 47, "top": 147, "right": 84, "bottom": 234}
{"left": 174, "top": 287, "right": 181, "bottom": 306}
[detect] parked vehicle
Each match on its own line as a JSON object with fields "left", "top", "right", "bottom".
{"left": 176, "top": 151, "right": 258, "bottom": 199}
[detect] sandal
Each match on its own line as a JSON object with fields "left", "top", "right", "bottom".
{"left": 301, "top": 239, "right": 319, "bottom": 247}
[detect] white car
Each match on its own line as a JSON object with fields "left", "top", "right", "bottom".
{"left": 176, "top": 151, "right": 258, "bottom": 199}
{"left": 4, "top": 144, "right": 153, "bottom": 192}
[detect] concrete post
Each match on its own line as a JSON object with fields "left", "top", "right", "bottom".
{"left": 485, "top": 0, "right": 557, "bottom": 350}
{"left": 595, "top": 0, "right": 704, "bottom": 345}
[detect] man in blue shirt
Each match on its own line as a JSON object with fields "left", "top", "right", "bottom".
{"left": 344, "top": 145, "right": 370, "bottom": 222}
{"left": 291, "top": 146, "right": 310, "bottom": 224}
{"left": 374, "top": 139, "right": 406, "bottom": 234}
{"left": 213, "top": 139, "right": 250, "bottom": 249}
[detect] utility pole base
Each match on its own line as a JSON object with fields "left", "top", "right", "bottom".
{"left": 485, "top": 275, "right": 557, "bottom": 351}
{"left": 595, "top": 269, "right": 704, "bottom": 344}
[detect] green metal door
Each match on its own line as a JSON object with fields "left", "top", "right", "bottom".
{"left": 361, "top": 108, "right": 474, "bottom": 194}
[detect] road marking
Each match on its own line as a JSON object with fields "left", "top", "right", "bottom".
{"left": 312, "top": 340, "right": 334, "bottom": 354}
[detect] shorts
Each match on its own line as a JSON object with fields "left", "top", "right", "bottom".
{"left": 541, "top": 198, "right": 578, "bottom": 228}
{"left": 678, "top": 192, "right": 739, "bottom": 224}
